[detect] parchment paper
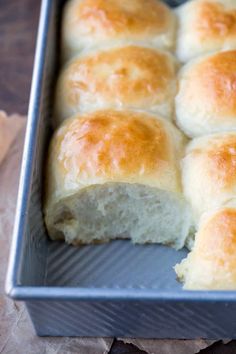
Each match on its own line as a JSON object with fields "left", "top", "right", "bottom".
{"left": 0, "top": 111, "right": 223, "bottom": 353}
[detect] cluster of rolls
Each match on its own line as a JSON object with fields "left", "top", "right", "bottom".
{"left": 175, "top": 0, "right": 236, "bottom": 291}
{"left": 44, "top": 0, "right": 236, "bottom": 290}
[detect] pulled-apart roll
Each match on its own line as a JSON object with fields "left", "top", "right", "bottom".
{"left": 182, "top": 132, "right": 236, "bottom": 224}
{"left": 175, "top": 50, "right": 236, "bottom": 138}
{"left": 62, "top": 0, "right": 176, "bottom": 60}
{"left": 176, "top": 0, "right": 236, "bottom": 63}
{"left": 55, "top": 45, "right": 178, "bottom": 124}
{"left": 44, "top": 110, "right": 191, "bottom": 249}
{"left": 175, "top": 203, "right": 236, "bottom": 290}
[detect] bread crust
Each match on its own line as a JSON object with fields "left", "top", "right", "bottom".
{"left": 176, "top": 0, "right": 236, "bottom": 62}
{"left": 46, "top": 110, "right": 185, "bottom": 209}
{"left": 62, "top": 0, "right": 176, "bottom": 60}
{"left": 182, "top": 132, "right": 236, "bottom": 223}
{"left": 175, "top": 204, "right": 236, "bottom": 289}
{"left": 176, "top": 50, "right": 236, "bottom": 137}
{"left": 55, "top": 45, "right": 178, "bottom": 123}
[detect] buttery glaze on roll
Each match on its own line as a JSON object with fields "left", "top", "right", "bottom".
{"left": 175, "top": 203, "right": 236, "bottom": 290}
{"left": 62, "top": 0, "right": 176, "bottom": 60}
{"left": 175, "top": 50, "right": 236, "bottom": 138}
{"left": 176, "top": 0, "right": 236, "bottom": 62}
{"left": 55, "top": 45, "right": 178, "bottom": 124}
{"left": 182, "top": 132, "right": 236, "bottom": 224}
{"left": 44, "top": 110, "right": 191, "bottom": 249}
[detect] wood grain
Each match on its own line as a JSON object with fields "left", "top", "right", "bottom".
{"left": 0, "top": 0, "right": 40, "bottom": 114}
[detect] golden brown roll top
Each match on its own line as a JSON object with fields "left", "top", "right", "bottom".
{"left": 175, "top": 50, "right": 236, "bottom": 138}
{"left": 176, "top": 0, "right": 236, "bottom": 62}
{"left": 55, "top": 45, "right": 178, "bottom": 124}
{"left": 182, "top": 132, "right": 236, "bottom": 224}
{"left": 175, "top": 203, "right": 236, "bottom": 290}
{"left": 62, "top": 0, "right": 176, "bottom": 60}
{"left": 45, "top": 110, "right": 191, "bottom": 248}
{"left": 47, "top": 110, "right": 184, "bottom": 203}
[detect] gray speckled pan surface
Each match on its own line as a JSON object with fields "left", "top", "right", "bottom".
{"left": 6, "top": 0, "right": 236, "bottom": 338}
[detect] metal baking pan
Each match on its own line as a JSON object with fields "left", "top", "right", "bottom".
{"left": 5, "top": 0, "right": 236, "bottom": 338}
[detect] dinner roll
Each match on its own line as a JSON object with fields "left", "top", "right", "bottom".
{"left": 55, "top": 45, "right": 178, "bottom": 124}
{"left": 182, "top": 132, "right": 236, "bottom": 224}
{"left": 175, "top": 50, "right": 236, "bottom": 138}
{"left": 62, "top": 0, "right": 176, "bottom": 60}
{"left": 176, "top": 0, "right": 236, "bottom": 63}
{"left": 45, "top": 110, "right": 191, "bottom": 249}
{"left": 175, "top": 203, "right": 236, "bottom": 290}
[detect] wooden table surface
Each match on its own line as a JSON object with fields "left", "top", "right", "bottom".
{"left": 1, "top": 0, "right": 236, "bottom": 353}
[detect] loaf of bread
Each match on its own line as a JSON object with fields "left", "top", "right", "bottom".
{"left": 44, "top": 110, "right": 191, "bottom": 249}
{"left": 182, "top": 132, "right": 236, "bottom": 225}
{"left": 176, "top": 0, "right": 236, "bottom": 63}
{"left": 62, "top": 0, "right": 176, "bottom": 61}
{"left": 175, "top": 202, "right": 236, "bottom": 290}
{"left": 55, "top": 45, "right": 178, "bottom": 124}
{"left": 175, "top": 50, "right": 236, "bottom": 138}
